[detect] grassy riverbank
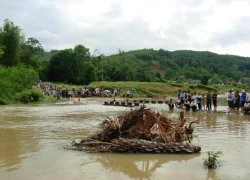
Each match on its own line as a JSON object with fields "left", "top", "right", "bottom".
{"left": 89, "top": 81, "right": 250, "bottom": 98}
{"left": 2, "top": 80, "right": 249, "bottom": 105}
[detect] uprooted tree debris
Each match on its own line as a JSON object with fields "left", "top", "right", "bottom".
{"left": 69, "top": 105, "right": 201, "bottom": 153}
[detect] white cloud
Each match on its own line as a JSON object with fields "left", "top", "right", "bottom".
{"left": 0, "top": 0, "right": 250, "bottom": 56}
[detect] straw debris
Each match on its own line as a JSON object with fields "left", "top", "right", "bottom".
{"left": 70, "top": 105, "right": 201, "bottom": 153}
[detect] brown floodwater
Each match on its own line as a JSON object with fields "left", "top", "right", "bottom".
{"left": 0, "top": 99, "right": 250, "bottom": 180}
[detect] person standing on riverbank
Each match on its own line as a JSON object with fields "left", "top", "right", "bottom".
{"left": 241, "top": 90, "right": 247, "bottom": 108}
{"left": 179, "top": 90, "right": 185, "bottom": 104}
{"left": 177, "top": 89, "right": 181, "bottom": 99}
{"left": 196, "top": 93, "right": 202, "bottom": 111}
{"left": 234, "top": 90, "right": 240, "bottom": 110}
{"left": 168, "top": 98, "right": 174, "bottom": 110}
{"left": 201, "top": 94, "right": 206, "bottom": 111}
{"left": 206, "top": 92, "right": 212, "bottom": 111}
{"left": 113, "top": 88, "right": 118, "bottom": 96}
{"left": 212, "top": 92, "right": 217, "bottom": 111}
{"left": 227, "top": 89, "right": 233, "bottom": 113}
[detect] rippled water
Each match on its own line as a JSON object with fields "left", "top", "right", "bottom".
{"left": 0, "top": 98, "right": 250, "bottom": 180}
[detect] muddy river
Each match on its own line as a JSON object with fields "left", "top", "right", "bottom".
{"left": 0, "top": 98, "right": 250, "bottom": 180}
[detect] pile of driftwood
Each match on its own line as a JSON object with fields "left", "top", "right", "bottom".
{"left": 70, "top": 106, "right": 201, "bottom": 153}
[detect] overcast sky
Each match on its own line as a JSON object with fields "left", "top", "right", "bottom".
{"left": 1, "top": 0, "right": 250, "bottom": 57}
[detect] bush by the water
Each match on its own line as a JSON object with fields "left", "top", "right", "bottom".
{"left": 0, "top": 65, "right": 40, "bottom": 103}
{"left": 0, "top": 97, "right": 8, "bottom": 105}
{"left": 203, "top": 151, "right": 221, "bottom": 169}
{"left": 14, "top": 88, "right": 43, "bottom": 103}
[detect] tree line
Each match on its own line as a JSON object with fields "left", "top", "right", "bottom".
{"left": 1, "top": 19, "right": 250, "bottom": 90}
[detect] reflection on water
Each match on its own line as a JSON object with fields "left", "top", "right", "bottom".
{"left": 0, "top": 100, "right": 250, "bottom": 180}
{"left": 95, "top": 153, "right": 199, "bottom": 179}
{"left": 186, "top": 110, "right": 249, "bottom": 152}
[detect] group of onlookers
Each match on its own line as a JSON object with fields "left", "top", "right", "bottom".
{"left": 227, "top": 89, "right": 250, "bottom": 113}
{"left": 38, "top": 81, "right": 55, "bottom": 96}
{"left": 171, "top": 90, "right": 218, "bottom": 112}
{"left": 38, "top": 81, "right": 250, "bottom": 114}
{"left": 169, "top": 89, "right": 250, "bottom": 113}
{"left": 38, "top": 81, "right": 121, "bottom": 101}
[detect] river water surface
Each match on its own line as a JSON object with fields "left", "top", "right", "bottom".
{"left": 0, "top": 99, "right": 250, "bottom": 180}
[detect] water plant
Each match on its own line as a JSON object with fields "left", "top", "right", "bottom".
{"left": 203, "top": 151, "right": 221, "bottom": 169}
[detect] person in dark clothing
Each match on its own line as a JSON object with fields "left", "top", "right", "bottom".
{"left": 212, "top": 92, "right": 217, "bottom": 111}
{"left": 188, "top": 93, "right": 192, "bottom": 103}
{"left": 184, "top": 99, "right": 191, "bottom": 111}
{"left": 206, "top": 92, "right": 212, "bottom": 111}
{"left": 168, "top": 99, "right": 174, "bottom": 110}
{"left": 227, "top": 89, "right": 233, "bottom": 112}
{"left": 177, "top": 89, "right": 181, "bottom": 99}
{"left": 196, "top": 94, "right": 202, "bottom": 111}
{"left": 234, "top": 90, "right": 240, "bottom": 110}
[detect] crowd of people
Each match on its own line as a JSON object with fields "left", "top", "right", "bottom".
{"left": 226, "top": 89, "right": 250, "bottom": 113}
{"left": 38, "top": 81, "right": 250, "bottom": 114}
{"left": 169, "top": 90, "right": 217, "bottom": 112}
{"left": 38, "top": 81, "right": 126, "bottom": 102}
{"left": 168, "top": 89, "right": 250, "bottom": 114}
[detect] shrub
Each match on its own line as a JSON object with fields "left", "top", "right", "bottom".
{"left": 0, "top": 97, "right": 8, "bottom": 105}
{"left": 14, "top": 88, "right": 43, "bottom": 103}
{"left": 0, "top": 65, "right": 39, "bottom": 103}
{"left": 203, "top": 151, "right": 221, "bottom": 169}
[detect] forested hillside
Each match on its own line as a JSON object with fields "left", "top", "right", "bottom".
{"left": 1, "top": 19, "right": 250, "bottom": 88}
{"left": 102, "top": 49, "right": 250, "bottom": 85}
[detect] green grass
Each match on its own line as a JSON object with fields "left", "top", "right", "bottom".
{"left": 90, "top": 81, "right": 173, "bottom": 98}
{"left": 41, "top": 81, "right": 250, "bottom": 99}
{"left": 53, "top": 82, "right": 83, "bottom": 90}
{"left": 89, "top": 81, "right": 250, "bottom": 98}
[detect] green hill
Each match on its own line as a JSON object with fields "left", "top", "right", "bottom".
{"left": 102, "top": 49, "right": 250, "bottom": 85}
